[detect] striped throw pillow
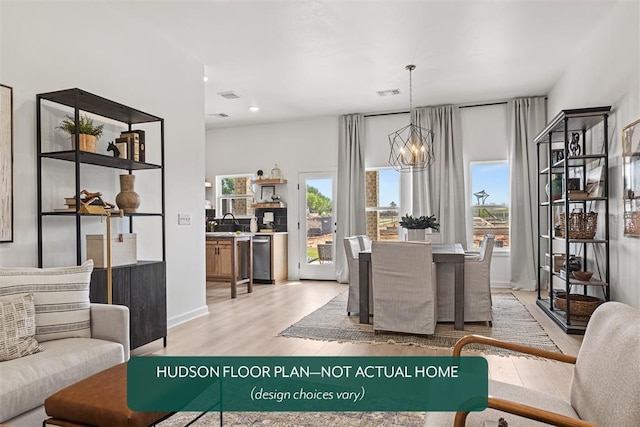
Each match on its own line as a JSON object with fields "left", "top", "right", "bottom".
{"left": 0, "top": 293, "right": 43, "bottom": 361}
{"left": 0, "top": 260, "right": 93, "bottom": 342}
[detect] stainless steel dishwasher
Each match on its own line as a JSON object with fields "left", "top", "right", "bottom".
{"left": 252, "top": 235, "right": 272, "bottom": 283}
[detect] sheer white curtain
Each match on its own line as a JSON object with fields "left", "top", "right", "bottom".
{"left": 508, "top": 97, "right": 546, "bottom": 290}
{"left": 412, "top": 106, "right": 467, "bottom": 247}
{"left": 335, "top": 114, "right": 366, "bottom": 283}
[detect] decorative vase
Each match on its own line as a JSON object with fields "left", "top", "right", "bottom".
{"left": 250, "top": 217, "right": 258, "bottom": 233}
{"left": 406, "top": 228, "right": 426, "bottom": 241}
{"left": 115, "top": 174, "right": 141, "bottom": 213}
{"left": 270, "top": 163, "right": 281, "bottom": 180}
{"left": 545, "top": 174, "right": 564, "bottom": 201}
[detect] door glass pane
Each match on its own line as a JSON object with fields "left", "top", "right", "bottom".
{"left": 305, "top": 178, "right": 333, "bottom": 265}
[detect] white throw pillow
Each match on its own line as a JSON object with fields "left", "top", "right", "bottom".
{"left": 0, "top": 260, "right": 93, "bottom": 342}
{"left": 0, "top": 293, "right": 43, "bottom": 361}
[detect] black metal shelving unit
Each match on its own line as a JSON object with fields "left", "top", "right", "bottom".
{"left": 535, "top": 106, "right": 611, "bottom": 334}
{"left": 36, "top": 88, "right": 167, "bottom": 348}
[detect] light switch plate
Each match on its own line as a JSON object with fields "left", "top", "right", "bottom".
{"left": 178, "top": 213, "right": 191, "bottom": 226}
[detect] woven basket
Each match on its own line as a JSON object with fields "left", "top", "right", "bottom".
{"left": 555, "top": 293, "right": 602, "bottom": 317}
{"left": 557, "top": 211, "right": 597, "bottom": 239}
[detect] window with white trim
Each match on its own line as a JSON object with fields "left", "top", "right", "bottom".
{"left": 215, "top": 174, "right": 255, "bottom": 218}
{"left": 365, "top": 168, "right": 400, "bottom": 241}
{"left": 470, "top": 161, "right": 510, "bottom": 249}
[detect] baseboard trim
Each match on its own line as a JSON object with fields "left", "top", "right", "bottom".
{"left": 491, "top": 280, "right": 512, "bottom": 288}
{"left": 168, "top": 305, "right": 209, "bottom": 328}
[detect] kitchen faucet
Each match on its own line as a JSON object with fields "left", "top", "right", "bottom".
{"left": 221, "top": 212, "right": 240, "bottom": 231}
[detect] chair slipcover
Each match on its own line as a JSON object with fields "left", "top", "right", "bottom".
{"left": 357, "top": 235, "right": 372, "bottom": 251}
{"left": 437, "top": 235, "right": 494, "bottom": 322}
{"left": 371, "top": 241, "right": 437, "bottom": 335}
{"left": 343, "top": 237, "right": 363, "bottom": 314}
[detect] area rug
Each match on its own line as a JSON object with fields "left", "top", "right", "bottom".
{"left": 279, "top": 292, "right": 561, "bottom": 355}
{"left": 158, "top": 410, "right": 426, "bottom": 426}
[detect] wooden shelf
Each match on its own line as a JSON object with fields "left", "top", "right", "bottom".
{"left": 253, "top": 202, "right": 286, "bottom": 208}
{"left": 252, "top": 178, "right": 287, "bottom": 185}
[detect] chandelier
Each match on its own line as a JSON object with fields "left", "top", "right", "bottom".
{"left": 388, "top": 65, "right": 435, "bottom": 172}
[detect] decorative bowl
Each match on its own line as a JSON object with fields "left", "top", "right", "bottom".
{"left": 572, "top": 270, "right": 593, "bottom": 281}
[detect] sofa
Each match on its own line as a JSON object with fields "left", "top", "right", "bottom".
{"left": 0, "top": 261, "right": 130, "bottom": 427}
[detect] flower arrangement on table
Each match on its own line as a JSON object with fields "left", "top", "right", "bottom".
{"left": 399, "top": 214, "right": 440, "bottom": 230}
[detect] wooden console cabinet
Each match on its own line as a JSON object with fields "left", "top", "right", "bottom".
{"left": 90, "top": 261, "right": 166, "bottom": 349}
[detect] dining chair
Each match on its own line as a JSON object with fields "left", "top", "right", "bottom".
{"left": 426, "top": 301, "right": 640, "bottom": 426}
{"left": 343, "top": 236, "right": 363, "bottom": 314}
{"left": 357, "top": 235, "right": 372, "bottom": 251}
{"left": 371, "top": 241, "right": 437, "bottom": 335}
{"left": 437, "top": 234, "right": 495, "bottom": 323}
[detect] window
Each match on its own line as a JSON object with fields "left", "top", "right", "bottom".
{"left": 365, "top": 168, "right": 400, "bottom": 241}
{"left": 470, "top": 161, "right": 509, "bottom": 249}
{"left": 215, "top": 174, "right": 255, "bottom": 217}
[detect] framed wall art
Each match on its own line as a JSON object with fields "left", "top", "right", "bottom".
{"left": 623, "top": 118, "right": 640, "bottom": 237}
{"left": 260, "top": 185, "right": 275, "bottom": 202}
{"left": 0, "top": 84, "right": 13, "bottom": 243}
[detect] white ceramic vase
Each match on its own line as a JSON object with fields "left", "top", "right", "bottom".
{"left": 250, "top": 217, "right": 258, "bottom": 233}
{"left": 406, "top": 228, "right": 426, "bottom": 241}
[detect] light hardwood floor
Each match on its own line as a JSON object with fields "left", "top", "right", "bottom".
{"left": 135, "top": 280, "right": 583, "bottom": 402}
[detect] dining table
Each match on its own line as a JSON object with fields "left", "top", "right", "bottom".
{"left": 358, "top": 242, "right": 466, "bottom": 330}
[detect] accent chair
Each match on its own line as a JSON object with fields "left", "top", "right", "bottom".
{"left": 371, "top": 241, "right": 437, "bottom": 335}
{"left": 426, "top": 301, "right": 640, "bottom": 426}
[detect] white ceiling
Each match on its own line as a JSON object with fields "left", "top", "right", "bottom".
{"left": 111, "top": 0, "right": 619, "bottom": 129}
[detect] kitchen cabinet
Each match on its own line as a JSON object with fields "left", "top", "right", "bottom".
{"left": 535, "top": 106, "right": 611, "bottom": 334}
{"left": 206, "top": 239, "right": 232, "bottom": 279}
{"left": 36, "top": 88, "right": 166, "bottom": 349}
{"left": 205, "top": 234, "right": 253, "bottom": 298}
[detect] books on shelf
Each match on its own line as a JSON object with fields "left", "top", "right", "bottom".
{"left": 117, "top": 130, "right": 146, "bottom": 162}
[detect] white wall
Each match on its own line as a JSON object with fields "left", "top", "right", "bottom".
{"left": 0, "top": 1, "right": 208, "bottom": 327}
{"left": 460, "top": 104, "right": 511, "bottom": 287}
{"left": 207, "top": 117, "right": 339, "bottom": 278}
{"left": 208, "top": 109, "right": 512, "bottom": 287}
{"left": 548, "top": 0, "right": 640, "bottom": 308}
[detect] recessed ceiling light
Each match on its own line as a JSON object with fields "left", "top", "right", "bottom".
{"left": 203, "top": 76, "right": 209, "bottom": 82}
{"left": 377, "top": 89, "right": 401, "bottom": 97}
{"left": 249, "top": 106, "right": 260, "bottom": 112}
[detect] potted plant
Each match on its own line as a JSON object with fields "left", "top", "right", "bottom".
{"left": 57, "top": 114, "right": 104, "bottom": 153}
{"left": 400, "top": 213, "right": 440, "bottom": 241}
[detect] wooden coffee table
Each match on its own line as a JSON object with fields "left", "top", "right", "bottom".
{"left": 44, "top": 363, "right": 172, "bottom": 427}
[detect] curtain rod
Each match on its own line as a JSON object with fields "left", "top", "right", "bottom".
{"left": 363, "top": 99, "right": 510, "bottom": 118}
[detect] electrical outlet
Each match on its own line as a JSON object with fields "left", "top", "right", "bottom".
{"left": 178, "top": 213, "right": 191, "bottom": 226}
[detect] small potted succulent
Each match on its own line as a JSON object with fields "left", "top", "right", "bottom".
{"left": 57, "top": 114, "right": 104, "bottom": 153}
{"left": 400, "top": 214, "right": 440, "bottom": 241}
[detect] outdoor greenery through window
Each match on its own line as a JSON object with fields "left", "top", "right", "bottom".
{"left": 216, "top": 174, "right": 255, "bottom": 218}
{"left": 471, "top": 162, "right": 509, "bottom": 248}
{"left": 366, "top": 168, "right": 400, "bottom": 241}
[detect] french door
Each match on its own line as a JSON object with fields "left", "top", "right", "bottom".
{"left": 298, "top": 171, "right": 337, "bottom": 280}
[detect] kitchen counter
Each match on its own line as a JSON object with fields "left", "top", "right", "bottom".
{"left": 205, "top": 233, "right": 252, "bottom": 298}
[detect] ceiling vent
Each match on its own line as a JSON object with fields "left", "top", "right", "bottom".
{"left": 212, "top": 113, "right": 229, "bottom": 118}
{"left": 217, "top": 91, "right": 241, "bottom": 99}
{"left": 377, "top": 89, "right": 401, "bottom": 97}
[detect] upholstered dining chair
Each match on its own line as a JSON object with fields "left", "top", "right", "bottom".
{"left": 343, "top": 236, "right": 363, "bottom": 315}
{"left": 357, "top": 235, "right": 372, "bottom": 251}
{"left": 371, "top": 241, "right": 437, "bottom": 335}
{"left": 425, "top": 301, "right": 640, "bottom": 426}
{"left": 437, "top": 234, "right": 494, "bottom": 323}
